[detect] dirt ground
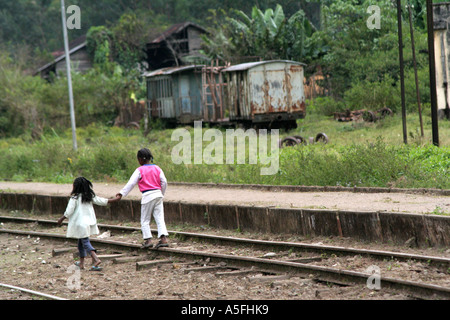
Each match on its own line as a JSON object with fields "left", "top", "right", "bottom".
{"left": 0, "top": 181, "right": 449, "bottom": 215}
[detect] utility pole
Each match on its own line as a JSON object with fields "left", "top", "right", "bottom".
{"left": 397, "top": 0, "right": 408, "bottom": 144}
{"left": 61, "top": 0, "right": 77, "bottom": 151}
{"left": 426, "top": 0, "right": 440, "bottom": 147}
{"left": 407, "top": 2, "right": 424, "bottom": 137}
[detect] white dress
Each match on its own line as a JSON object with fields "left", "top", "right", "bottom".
{"left": 63, "top": 195, "right": 108, "bottom": 239}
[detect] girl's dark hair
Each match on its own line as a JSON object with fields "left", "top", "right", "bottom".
{"left": 137, "top": 148, "right": 153, "bottom": 163}
{"left": 71, "top": 177, "right": 95, "bottom": 203}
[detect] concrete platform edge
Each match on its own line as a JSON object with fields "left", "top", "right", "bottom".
{"left": 1, "top": 192, "right": 448, "bottom": 248}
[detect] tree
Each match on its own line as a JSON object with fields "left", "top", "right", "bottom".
{"left": 202, "top": 4, "right": 316, "bottom": 64}
{"left": 111, "top": 12, "right": 147, "bottom": 72}
{"left": 86, "top": 26, "right": 115, "bottom": 75}
{"left": 309, "top": 0, "right": 430, "bottom": 112}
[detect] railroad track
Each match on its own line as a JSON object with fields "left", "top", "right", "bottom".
{"left": 0, "top": 215, "right": 449, "bottom": 300}
{"left": 0, "top": 283, "right": 67, "bottom": 300}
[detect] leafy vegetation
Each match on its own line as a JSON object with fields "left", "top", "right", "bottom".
{"left": 0, "top": 113, "right": 448, "bottom": 189}
{"left": 201, "top": 4, "right": 316, "bottom": 63}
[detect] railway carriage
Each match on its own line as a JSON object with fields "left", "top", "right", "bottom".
{"left": 145, "top": 65, "right": 205, "bottom": 125}
{"left": 145, "top": 60, "right": 307, "bottom": 129}
{"left": 222, "top": 60, "right": 306, "bottom": 129}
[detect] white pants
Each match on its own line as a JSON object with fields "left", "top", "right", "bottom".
{"left": 140, "top": 197, "right": 168, "bottom": 239}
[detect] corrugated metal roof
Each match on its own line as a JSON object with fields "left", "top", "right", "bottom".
{"left": 143, "top": 65, "right": 205, "bottom": 77}
{"left": 223, "top": 60, "right": 306, "bottom": 72}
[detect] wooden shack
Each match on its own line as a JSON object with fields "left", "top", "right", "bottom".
{"left": 35, "top": 35, "right": 92, "bottom": 80}
{"left": 146, "top": 22, "right": 208, "bottom": 70}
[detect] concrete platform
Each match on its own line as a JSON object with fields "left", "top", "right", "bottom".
{"left": 1, "top": 190, "right": 449, "bottom": 248}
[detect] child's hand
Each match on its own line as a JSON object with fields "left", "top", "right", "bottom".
{"left": 57, "top": 216, "right": 65, "bottom": 226}
{"left": 108, "top": 194, "right": 122, "bottom": 203}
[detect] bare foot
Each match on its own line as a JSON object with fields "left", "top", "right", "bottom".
{"left": 90, "top": 251, "right": 102, "bottom": 267}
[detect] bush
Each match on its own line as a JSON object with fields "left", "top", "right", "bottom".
{"left": 306, "top": 97, "right": 346, "bottom": 116}
{"left": 343, "top": 76, "right": 399, "bottom": 112}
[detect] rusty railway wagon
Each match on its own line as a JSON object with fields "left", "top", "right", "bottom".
{"left": 145, "top": 60, "right": 307, "bottom": 129}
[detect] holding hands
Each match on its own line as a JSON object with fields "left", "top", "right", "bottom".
{"left": 108, "top": 194, "right": 122, "bottom": 203}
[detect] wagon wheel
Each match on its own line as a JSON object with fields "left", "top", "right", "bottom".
{"left": 363, "top": 110, "right": 377, "bottom": 122}
{"left": 292, "top": 135, "right": 307, "bottom": 145}
{"left": 379, "top": 107, "right": 393, "bottom": 118}
{"left": 315, "top": 133, "right": 329, "bottom": 144}
{"left": 279, "top": 137, "right": 299, "bottom": 148}
{"left": 127, "top": 122, "right": 140, "bottom": 129}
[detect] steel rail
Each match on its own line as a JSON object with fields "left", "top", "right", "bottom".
{"left": 0, "top": 228, "right": 449, "bottom": 300}
{"left": 1, "top": 216, "right": 449, "bottom": 267}
{"left": 0, "top": 283, "right": 68, "bottom": 300}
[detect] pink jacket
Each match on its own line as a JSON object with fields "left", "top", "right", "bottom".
{"left": 137, "top": 164, "right": 162, "bottom": 192}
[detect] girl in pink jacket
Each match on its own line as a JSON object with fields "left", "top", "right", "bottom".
{"left": 117, "top": 148, "right": 169, "bottom": 249}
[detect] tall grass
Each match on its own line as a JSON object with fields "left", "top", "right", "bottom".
{"left": 0, "top": 114, "right": 448, "bottom": 189}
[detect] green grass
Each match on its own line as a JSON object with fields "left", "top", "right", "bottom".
{"left": 293, "top": 112, "right": 450, "bottom": 147}
{"left": 0, "top": 112, "right": 449, "bottom": 189}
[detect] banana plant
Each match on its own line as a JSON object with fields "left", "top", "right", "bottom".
{"left": 218, "top": 4, "right": 315, "bottom": 62}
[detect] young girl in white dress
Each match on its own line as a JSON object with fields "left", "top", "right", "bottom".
{"left": 58, "top": 177, "right": 120, "bottom": 270}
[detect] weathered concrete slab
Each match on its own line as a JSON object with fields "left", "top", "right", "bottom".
{"left": 163, "top": 201, "right": 182, "bottom": 224}
{"left": 95, "top": 204, "right": 111, "bottom": 220}
{"left": 130, "top": 200, "right": 141, "bottom": 222}
{"left": 338, "top": 211, "right": 382, "bottom": 242}
{"left": 16, "top": 194, "right": 33, "bottom": 213}
{"left": 109, "top": 200, "right": 133, "bottom": 221}
{"left": 378, "top": 212, "right": 426, "bottom": 246}
{"left": 237, "top": 206, "right": 269, "bottom": 233}
{"left": 267, "top": 207, "right": 303, "bottom": 235}
{"left": 50, "top": 196, "right": 70, "bottom": 216}
{"left": 180, "top": 202, "right": 208, "bottom": 225}
{"left": 422, "top": 214, "right": 450, "bottom": 247}
{"left": 0, "top": 193, "right": 17, "bottom": 211}
{"left": 208, "top": 204, "right": 238, "bottom": 230}
{"left": 32, "top": 195, "right": 52, "bottom": 216}
{"left": 301, "top": 209, "right": 340, "bottom": 237}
